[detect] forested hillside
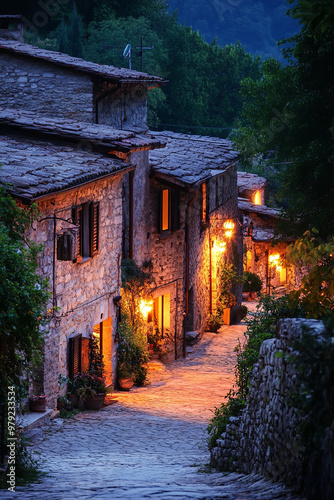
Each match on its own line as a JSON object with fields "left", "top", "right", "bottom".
{"left": 168, "top": 0, "right": 298, "bottom": 59}
{"left": 1, "top": 0, "right": 263, "bottom": 135}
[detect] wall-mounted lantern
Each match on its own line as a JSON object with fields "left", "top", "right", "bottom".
{"left": 57, "top": 228, "right": 78, "bottom": 261}
{"left": 223, "top": 220, "right": 235, "bottom": 238}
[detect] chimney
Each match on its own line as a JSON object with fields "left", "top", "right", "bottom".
{"left": 0, "top": 15, "right": 24, "bottom": 42}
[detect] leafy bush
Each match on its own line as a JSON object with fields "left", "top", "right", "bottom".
{"left": 69, "top": 372, "right": 107, "bottom": 399}
{"left": 207, "top": 312, "right": 223, "bottom": 332}
{"left": 242, "top": 271, "right": 263, "bottom": 293}
{"left": 117, "top": 316, "right": 149, "bottom": 386}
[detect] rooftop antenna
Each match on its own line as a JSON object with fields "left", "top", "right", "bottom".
{"left": 123, "top": 44, "right": 131, "bottom": 70}
{"left": 136, "top": 36, "right": 154, "bottom": 72}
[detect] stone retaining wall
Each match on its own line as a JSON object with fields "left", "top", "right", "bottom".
{"left": 211, "top": 318, "right": 333, "bottom": 497}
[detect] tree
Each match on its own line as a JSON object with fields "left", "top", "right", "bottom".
{"left": 292, "top": 0, "right": 334, "bottom": 32}
{"left": 234, "top": 2, "right": 334, "bottom": 238}
{"left": 58, "top": 3, "right": 84, "bottom": 58}
{"left": 0, "top": 186, "right": 49, "bottom": 402}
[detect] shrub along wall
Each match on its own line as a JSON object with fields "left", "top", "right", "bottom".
{"left": 210, "top": 318, "right": 334, "bottom": 499}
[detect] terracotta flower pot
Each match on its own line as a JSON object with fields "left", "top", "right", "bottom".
{"left": 84, "top": 394, "right": 105, "bottom": 410}
{"left": 118, "top": 377, "right": 134, "bottom": 391}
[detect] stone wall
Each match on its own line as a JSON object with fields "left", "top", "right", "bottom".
{"left": 0, "top": 53, "right": 94, "bottom": 122}
{"left": 28, "top": 174, "right": 124, "bottom": 406}
{"left": 210, "top": 318, "right": 333, "bottom": 497}
{"left": 189, "top": 164, "right": 241, "bottom": 332}
{"left": 96, "top": 82, "right": 148, "bottom": 132}
{"left": 149, "top": 178, "right": 186, "bottom": 360}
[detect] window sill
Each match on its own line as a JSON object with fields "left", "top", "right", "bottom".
{"left": 159, "top": 230, "right": 172, "bottom": 240}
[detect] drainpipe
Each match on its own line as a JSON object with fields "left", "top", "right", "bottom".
{"left": 184, "top": 189, "right": 199, "bottom": 357}
{"left": 209, "top": 222, "right": 212, "bottom": 315}
{"left": 53, "top": 212, "right": 56, "bottom": 308}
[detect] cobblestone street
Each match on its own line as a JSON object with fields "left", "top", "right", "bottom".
{"left": 7, "top": 325, "right": 299, "bottom": 499}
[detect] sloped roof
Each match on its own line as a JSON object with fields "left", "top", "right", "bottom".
{"left": 0, "top": 108, "right": 166, "bottom": 153}
{"left": 0, "top": 133, "right": 131, "bottom": 202}
{"left": 150, "top": 131, "right": 238, "bottom": 186}
{"left": 238, "top": 197, "right": 280, "bottom": 219}
{"left": 237, "top": 171, "right": 267, "bottom": 193}
{"left": 0, "top": 39, "right": 164, "bottom": 84}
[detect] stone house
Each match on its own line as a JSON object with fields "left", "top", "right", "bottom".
{"left": 148, "top": 132, "right": 240, "bottom": 359}
{"left": 0, "top": 21, "right": 241, "bottom": 402}
{"left": 238, "top": 171, "right": 295, "bottom": 293}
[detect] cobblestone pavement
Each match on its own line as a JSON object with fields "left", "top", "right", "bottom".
{"left": 6, "top": 323, "right": 300, "bottom": 499}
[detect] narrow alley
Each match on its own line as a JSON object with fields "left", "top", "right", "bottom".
{"left": 9, "top": 325, "right": 299, "bottom": 500}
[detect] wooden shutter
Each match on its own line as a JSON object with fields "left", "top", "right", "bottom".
{"left": 157, "top": 190, "right": 162, "bottom": 232}
{"left": 90, "top": 202, "right": 99, "bottom": 257}
{"left": 68, "top": 334, "right": 82, "bottom": 379}
{"left": 171, "top": 188, "right": 180, "bottom": 231}
{"left": 72, "top": 206, "right": 83, "bottom": 262}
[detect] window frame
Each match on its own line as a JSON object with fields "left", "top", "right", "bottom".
{"left": 158, "top": 186, "right": 180, "bottom": 235}
{"left": 72, "top": 201, "right": 99, "bottom": 263}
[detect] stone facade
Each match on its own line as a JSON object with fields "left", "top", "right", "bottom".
{"left": 0, "top": 51, "right": 150, "bottom": 130}
{"left": 95, "top": 82, "right": 148, "bottom": 132}
{"left": 0, "top": 52, "right": 94, "bottom": 122}
{"left": 0, "top": 34, "right": 241, "bottom": 402}
{"left": 210, "top": 318, "right": 334, "bottom": 498}
{"left": 27, "top": 175, "right": 124, "bottom": 406}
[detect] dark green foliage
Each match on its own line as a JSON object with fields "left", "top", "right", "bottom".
{"left": 287, "top": 230, "right": 334, "bottom": 320}
{"left": 242, "top": 271, "right": 263, "bottom": 293}
{"left": 235, "top": 3, "right": 334, "bottom": 238}
{"left": 207, "top": 395, "right": 246, "bottom": 452}
{"left": 0, "top": 186, "right": 49, "bottom": 402}
{"left": 292, "top": 0, "right": 334, "bottom": 32}
{"left": 88, "top": 333, "right": 104, "bottom": 377}
{"left": 58, "top": 3, "right": 84, "bottom": 57}
{"left": 58, "top": 19, "right": 69, "bottom": 54}
{"left": 117, "top": 316, "right": 149, "bottom": 386}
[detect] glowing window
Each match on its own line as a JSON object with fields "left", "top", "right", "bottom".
{"left": 253, "top": 191, "right": 261, "bottom": 205}
{"left": 162, "top": 189, "right": 169, "bottom": 231}
{"left": 154, "top": 293, "right": 170, "bottom": 336}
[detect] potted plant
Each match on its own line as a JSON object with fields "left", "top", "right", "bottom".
{"left": 117, "top": 363, "right": 135, "bottom": 391}
{"left": 217, "top": 263, "right": 240, "bottom": 325}
{"left": 242, "top": 271, "right": 263, "bottom": 299}
{"left": 207, "top": 312, "right": 223, "bottom": 333}
{"left": 71, "top": 372, "right": 107, "bottom": 410}
{"left": 29, "top": 395, "right": 47, "bottom": 412}
{"left": 117, "top": 316, "right": 149, "bottom": 390}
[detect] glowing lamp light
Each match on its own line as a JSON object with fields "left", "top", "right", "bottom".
{"left": 139, "top": 299, "right": 153, "bottom": 317}
{"left": 223, "top": 220, "right": 235, "bottom": 238}
{"left": 269, "top": 253, "right": 282, "bottom": 271}
{"left": 214, "top": 241, "right": 227, "bottom": 253}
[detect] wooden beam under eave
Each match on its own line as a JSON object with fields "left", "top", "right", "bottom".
{"left": 108, "top": 150, "right": 130, "bottom": 160}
